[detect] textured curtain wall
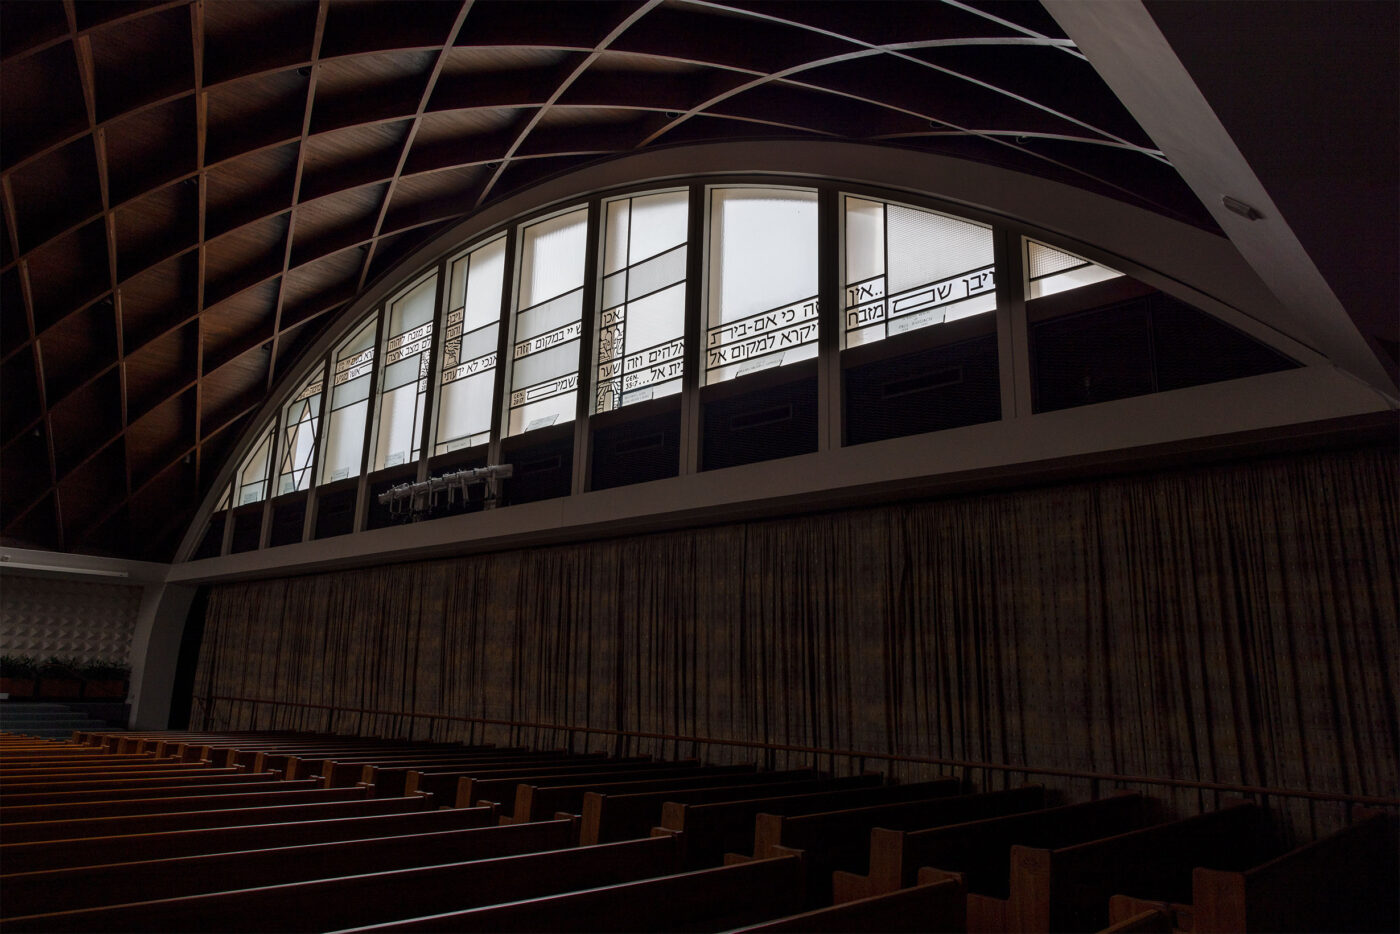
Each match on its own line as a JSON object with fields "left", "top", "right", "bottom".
{"left": 194, "top": 447, "right": 1398, "bottom": 836}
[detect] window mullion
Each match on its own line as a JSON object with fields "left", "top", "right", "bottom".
{"left": 352, "top": 307, "right": 388, "bottom": 533}
{"left": 486, "top": 227, "right": 517, "bottom": 491}
{"left": 416, "top": 259, "right": 450, "bottom": 481}
{"left": 994, "top": 227, "right": 1032, "bottom": 418}
{"left": 816, "top": 186, "right": 841, "bottom": 451}
{"left": 301, "top": 354, "right": 334, "bottom": 543}
{"left": 678, "top": 183, "right": 705, "bottom": 476}
{"left": 572, "top": 198, "right": 603, "bottom": 495}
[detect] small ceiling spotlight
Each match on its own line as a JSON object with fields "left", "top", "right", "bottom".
{"left": 1222, "top": 195, "right": 1264, "bottom": 221}
{"left": 297, "top": 65, "right": 312, "bottom": 78}
{"left": 665, "top": 111, "right": 680, "bottom": 120}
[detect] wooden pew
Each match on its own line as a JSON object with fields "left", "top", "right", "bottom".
{"left": 1107, "top": 808, "right": 1400, "bottom": 933}
{"left": 359, "top": 752, "right": 634, "bottom": 796}
{"left": 0, "top": 763, "right": 220, "bottom": 782}
{"left": 6, "top": 834, "right": 682, "bottom": 932}
{"left": 298, "top": 748, "right": 566, "bottom": 785}
{"left": 505, "top": 768, "right": 829, "bottom": 824}
{"left": 629, "top": 777, "right": 958, "bottom": 863}
{"left": 731, "top": 877, "right": 967, "bottom": 933}
{"left": 0, "top": 780, "right": 340, "bottom": 823}
{"left": 1004, "top": 802, "right": 1275, "bottom": 932}
{"left": 1, "top": 818, "right": 578, "bottom": 918}
{"left": 0, "top": 773, "right": 289, "bottom": 806}
{"left": 0, "top": 767, "right": 249, "bottom": 791}
{"left": 408, "top": 758, "right": 707, "bottom": 805}
{"left": 333, "top": 854, "right": 808, "bottom": 933}
{"left": 1, "top": 800, "right": 485, "bottom": 872}
{"left": 831, "top": 792, "right": 1146, "bottom": 913}
{"left": 0, "top": 789, "right": 432, "bottom": 845}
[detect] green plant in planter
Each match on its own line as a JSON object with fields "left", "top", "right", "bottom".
{"left": 0, "top": 654, "right": 39, "bottom": 678}
{"left": 37, "top": 655, "right": 84, "bottom": 698}
{"left": 1, "top": 654, "right": 39, "bottom": 697}
{"left": 81, "top": 658, "right": 132, "bottom": 698}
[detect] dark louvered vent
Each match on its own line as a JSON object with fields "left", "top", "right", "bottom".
{"left": 504, "top": 433, "right": 574, "bottom": 505}
{"left": 192, "top": 513, "right": 225, "bottom": 560}
{"left": 268, "top": 497, "right": 306, "bottom": 547}
{"left": 702, "top": 376, "right": 817, "bottom": 471}
{"left": 314, "top": 485, "right": 358, "bottom": 539}
{"left": 591, "top": 409, "right": 680, "bottom": 491}
{"left": 846, "top": 334, "right": 1001, "bottom": 445}
{"left": 228, "top": 505, "right": 262, "bottom": 553}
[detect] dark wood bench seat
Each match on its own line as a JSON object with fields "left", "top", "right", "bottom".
{"left": 301, "top": 748, "right": 575, "bottom": 785}
{"left": 1005, "top": 801, "right": 1275, "bottom": 932}
{"left": 0, "top": 773, "right": 292, "bottom": 806}
{"left": 0, "top": 761, "right": 208, "bottom": 780}
{"left": 0, "top": 789, "right": 433, "bottom": 845}
{"left": 506, "top": 768, "right": 828, "bottom": 824}
{"left": 1107, "top": 808, "right": 1400, "bottom": 933}
{"left": 0, "top": 781, "right": 342, "bottom": 823}
{"left": 1, "top": 800, "right": 489, "bottom": 872}
{"left": 360, "top": 752, "right": 637, "bottom": 796}
{"left": 730, "top": 877, "right": 967, "bottom": 933}
{"left": 0, "top": 817, "right": 578, "bottom": 918}
{"left": 634, "top": 777, "right": 958, "bottom": 864}
{"left": 0, "top": 767, "right": 248, "bottom": 792}
{"left": 5, "top": 833, "right": 682, "bottom": 932}
{"left": 407, "top": 758, "right": 708, "bottom": 805}
{"left": 331, "top": 854, "right": 807, "bottom": 933}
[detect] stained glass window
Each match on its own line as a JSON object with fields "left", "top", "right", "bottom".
{"left": 705, "top": 187, "right": 819, "bottom": 383}
{"left": 1025, "top": 239, "right": 1121, "bottom": 299}
{"left": 595, "top": 190, "right": 688, "bottom": 412}
{"left": 233, "top": 423, "right": 275, "bottom": 506}
{"left": 507, "top": 206, "right": 588, "bottom": 435}
{"left": 320, "top": 316, "right": 376, "bottom": 484}
{"left": 371, "top": 274, "right": 436, "bottom": 471}
{"left": 435, "top": 237, "right": 505, "bottom": 454}
{"left": 844, "top": 196, "right": 996, "bottom": 348}
{"left": 277, "top": 372, "right": 323, "bottom": 495}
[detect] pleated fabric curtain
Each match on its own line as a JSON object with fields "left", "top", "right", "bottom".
{"left": 193, "top": 446, "right": 1398, "bottom": 839}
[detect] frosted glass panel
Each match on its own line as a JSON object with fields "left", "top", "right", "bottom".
{"left": 1026, "top": 239, "right": 1122, "bottom": 298}
{"left": 706, "top": 187, "right": 818, "bottom": 384}
{"left": 462, "top": 238, "right": 505, "bottom": 331}
{"left": 509, "top": 206, "right": 587, "bottom": 435}
{"left": 236, "top": 428, "right": 273, "bottom": 505}
{"left": 627, "top": 190, "right": 688, "bottom": 263}
{"left": 519, "top": 207, "right": 587, "bottom": 308}
{"left": 594, "top": 191, "right": 688, "bottom": 413}
{"left": 843, "top": 195, "right": 995, "bottom": 346}
{"left": 372, "top": 273, "right": 436, "bottom": 471}
{"left": 845, "top": 197, "right": 884, "bottom": 285}
{"left": 321, "top": 317, "right": 377, "bottom": 483}
{"left": 278, "top": 374, "right": 323, "bottom": 494}
{"left": 436, "top": 237, "right": 505, "bottom": 455}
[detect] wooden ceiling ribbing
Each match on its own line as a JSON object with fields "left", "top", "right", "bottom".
{"left": 0, "top": 0, "right": 1207, "bottom": 560}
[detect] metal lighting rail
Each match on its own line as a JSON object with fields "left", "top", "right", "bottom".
{"left": 194, "top": 694, "right": 1400, "bottom": 809}
{"left": 377, "top": 464, "right": 514, "bottom": 520}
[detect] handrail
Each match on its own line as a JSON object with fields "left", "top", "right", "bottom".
{"left": 194, "top": 693, "right": 1400, "bottom": 808}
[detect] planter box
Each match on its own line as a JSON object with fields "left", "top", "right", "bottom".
{"left": 38, "top": 678, "right": 82, "bottom": 699}
{"left": 0, "top": 677, "right": 36, "bottom": 697}
{"left": 83, "top": 679, "right": 128, "bottom": 699}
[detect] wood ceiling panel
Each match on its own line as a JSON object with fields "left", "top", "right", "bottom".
{"left": 201, "top": 278, "right": 280, "bottom": 373}
{"left": 322, "top": 0, "right": 462, "bottom": 58}
{"left": 455, "top": 0, "right": 637, "bottom": 49}
{"left": 300, "top": 121, "right": 409, "bottom": 201}
{"left": 279, "top": 248, "right": 363, "bottom": 323}
{"left": 127, "top": 459, "right": 198, "bottom": 561}
{"left": 204, "top": 0, "right": 319, "bottom": 85}
{"left": 119, "top": 250, "right": 198, "bottom": 351}
{"left": 404, "top": 107, "right": 524, "bottom": 175}
{"left": 56, "top": 433, "right": 125, "bottom": 546}
{"left": 0, "top": 429, "right": 51, "bottom": 530}
{"left": 613, "top": 4, "right": 856, "bottom": 73}
{"left": 199, "top": 343, "right": 271, "bottom": 431}
{"left": 1, "top": 1, "right": 68, "bottom": 58}
{"left": 48, "top": 367, "right": 122, "bottom": 478}
{"left": 125, "top": 389, "right": 196, "bottom": 489}
{"left": 205, "top": 69, "right": 309, "bottom": 165}
{"left": 37, "top": 299, "right": 118, "bottom": 405}
{"left": 113, "top": 179, "right": 199, "bottom": 282}
{"left": 729, "top": 0, "right": 1024, "bottom": 46}
{"left": 25, "top": 218, "right": 110, "bottom": 334}
{"left": 2, "top": 491, "right": 61, "bottom": 550}
{"left": 0, "top": 41, "right": 87, "bottom": 170}
{"left": 290, "top": 182, "right": 386, "bottom": 268}
{"left": 1, "top": 266, "right": 29, "bottom": 357}
{"left": 271, "top": 317, "right": 330, "bottom": 385}
{"left": 206, "top": 143, "right": 300, "bottom": 239}
{"left": 104, "top": 96, "right": 198, "bottom": 205}
{"left": 87, "top": 3, "right": 194, "bottom": 122}
{"left": 365, "top": 224, "right": 446, "bottom": 287}
{"left": 203, "top": 212, "right": 289, "bottom": 304}
{"left": 124, "top": 320, "right": 198, "bottom": 420}
{"left": 8, "top": 136, "right": 103, "bottom": 254}
{"left": 383, "top": 165, "right": 483, "bottom": 232}
{"left": 310, "top": 50, "right": 435, "bottom": 134}
{"left": 0, "top": 344, "right": 41, "bottom": 444}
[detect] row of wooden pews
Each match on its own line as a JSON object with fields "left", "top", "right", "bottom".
{"left": 3, "top": 729, "right": 1394, "bottom": 932}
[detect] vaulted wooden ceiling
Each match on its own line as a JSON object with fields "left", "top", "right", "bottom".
{"left": 1, "top": 0, "right": 1219, "bottom": 561}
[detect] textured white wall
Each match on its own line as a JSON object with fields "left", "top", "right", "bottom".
{"left": 0, "top": 573, "right": 144, "bottom": 663}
